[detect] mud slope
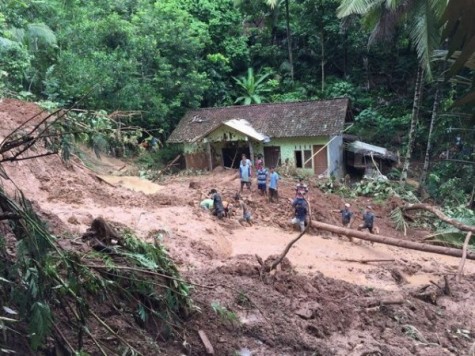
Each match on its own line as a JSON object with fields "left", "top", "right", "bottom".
{"left": 1, "top": 99, "right": 474, "bottom": 355}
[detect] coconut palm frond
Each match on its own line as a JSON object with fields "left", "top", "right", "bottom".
{"left": 26, "top": 23, "right": 57, "bottom": 51}
{"left": 265, "top": 0, "right": 282, "bottom": 9}
{"left": 337, "top": 0, "right": 385, "bottom": 18}
{"left": 408, "top": 0, "right": 442, "bottom": 79}
{"left": 390, "top": 207, "right": 408, "bottom": 236}
{"left": 0, "top": 36, "right": 17, "bottom": 50}
{"left": 7, "top": 27, "right": 26, "bottom": 44}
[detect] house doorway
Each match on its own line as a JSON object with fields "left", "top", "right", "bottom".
{"left": 222, "top": 143, "right": 250, "bottom": 169}
{"left": 264, "top": 146, "right": 281, "bottom": 168}
{"left": 312, "top": 145, "right": 328, "bottom": 175}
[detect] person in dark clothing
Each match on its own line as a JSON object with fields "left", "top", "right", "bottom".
{"left": 333, "top": 203, "right": 353, "bottom": 228}
{"left": 291, "top": 194, "right": 308, "bottom": 232}
{"left": 295, "top": 177, "right": 309, "bottom": 197}
{"left": 209, "top": 189, "right": 225, "bottom": 219}
{"left": 357, "top": 206, "right": 374, "bottom": 233}
{"left": 333, "top": 203, "right": 355, "bottom": 242}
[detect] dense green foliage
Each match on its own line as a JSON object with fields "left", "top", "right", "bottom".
{"left": 0, "top": 0, "right": 474, "bottom": 206}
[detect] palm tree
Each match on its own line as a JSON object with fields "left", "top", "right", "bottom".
{"left": 337, "top": 0, "right": 447, "bottom": 184}
{"left": 440, "top": 0, "right": 475, "bottom": 105}
{"left": 266, "top": 0, "right": 294, "bottom": 81}
{"left": 0, "top": 23, "right": 57, "bottom": 91}
{"left": 233, "top": 68, "right": 272, "bottom": 105}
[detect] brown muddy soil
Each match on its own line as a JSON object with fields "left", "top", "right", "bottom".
{"left": 1, "top": 98, "right": 475, "bottom": 355}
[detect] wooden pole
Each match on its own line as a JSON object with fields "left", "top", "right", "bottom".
{"left": 248, "top": 138, "right": 254, "bottom": 166}
{"left": 456, "top": 231, "right": 473, "bottom": 282}
{"left": 310, "top": 220, "right": 475, "bottom": 261}
{"left": 302, "top": 124, "right": 353, "bottom": 167}
{"left": 207, "top": 141, "right": 213, "bottom": 171}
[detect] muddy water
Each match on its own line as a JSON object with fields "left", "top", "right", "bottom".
{"left": 98, "top": 176, "right": 163, "bottom": 194}
{"left": 228, "top": 225, "right": 475, "bottom": 291}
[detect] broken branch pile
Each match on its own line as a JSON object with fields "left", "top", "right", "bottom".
{"left": 0, "top": 188, "right": 192, "bottom": 354}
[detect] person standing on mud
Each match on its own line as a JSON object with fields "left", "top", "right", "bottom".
{"left": 239, "top": 154, "right": 252, "bottom": 193}
{"left": 291, "top": 193, "right": 308, "bottom": 232}
{"left": 255, "top": 153, "right": 264, "bottom": 168}
{"left": 208, "top": 189, "right": 225, "bottom": 219}
{"left": 357, "top": 206, "right": 375, "bottom": 233}
{"left": 256, "top": 163, "right": 268, "bottom": 196}
{"left": 333, "top": 203, "right": 354, "bottom": 242}
{"left": 268, "top": 166, "right": 280, "bottom": 202}
{"left": 234, "top": 194, "right": 253, "bottom": 226}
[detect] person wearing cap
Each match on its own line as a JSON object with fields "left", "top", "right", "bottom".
{"left": 295, "top": 177, "right": 309, "bottom": 197}
{"left": 291, "top": 193, "right": 308, "bottom": 232}
{"left": 208, "top": 189, "right": 225, "bottom": 219}
{"left": 358, "top": 206, "right": 375, "bottom": 234}
{"left": 333, "top": 203, "right": 355, "bottom": 242}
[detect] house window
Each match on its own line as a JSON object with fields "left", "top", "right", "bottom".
{"left": 295, "top": 150, "right": 312, "bottom": 168}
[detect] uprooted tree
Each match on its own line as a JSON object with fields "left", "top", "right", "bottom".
{"left": 0, "top": 109, "right": 191, "bottom": 354}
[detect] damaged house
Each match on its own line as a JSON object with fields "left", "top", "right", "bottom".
{"left": 167, "top": 98, "right": 352, "bottom": 177}
{"left": 345, "top": 139, "right": 398, "bottom": 177}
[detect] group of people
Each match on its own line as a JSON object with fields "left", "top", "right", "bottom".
{"left": 203, "top": 188, "right": 252, "bottom": 226}
{"left": 333, "top": 204, "right": 376, "bottom": 241}
{"left": 239, "top": 153, "right": 280, "bottom": 202}
{"left": 201, "top": 153, "right": 377, "bottom": 238}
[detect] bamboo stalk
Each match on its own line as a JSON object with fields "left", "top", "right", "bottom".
{"left": 456, "top": 232, "right": 473, "bottom": 282}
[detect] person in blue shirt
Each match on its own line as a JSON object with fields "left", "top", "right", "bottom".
{"left": 268, "top": 166, "right": 280, "bottom": 202}
{"left": 291, "top": 193, "right": 308, "bottom": 232}
{"left": 256, "top": 163, "right": 268, "bottom": 196}
{"left": 239, "top": 154, "right": 252, "bottom": 193}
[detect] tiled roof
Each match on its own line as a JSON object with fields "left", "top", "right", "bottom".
{"left": 167, "top": 98, "right": 351, "bottom": 143}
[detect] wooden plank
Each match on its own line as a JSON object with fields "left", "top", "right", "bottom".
{"left": 198, "top": 330, "right": 214, "bottom": 355}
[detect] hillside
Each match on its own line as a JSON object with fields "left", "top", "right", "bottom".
{"left": 1, "top": 99, "right": 474, "bottom": 355}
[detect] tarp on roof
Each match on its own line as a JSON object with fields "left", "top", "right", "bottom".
{"left": 222, "top": 119, "right": 270, "bottom": 142}
{"left": 347, "top": 141, "right": 397, "bottom": 161}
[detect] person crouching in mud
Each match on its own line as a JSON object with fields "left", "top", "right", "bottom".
{"left": 234, "top": 193, "right": 252, "bottom": 226}
{"left": 209, "top": 189, "right": 225, "bottom": 219}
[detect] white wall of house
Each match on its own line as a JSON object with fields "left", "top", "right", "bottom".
{"left": 327, "top": 135, "right": 344, "bottom": 178}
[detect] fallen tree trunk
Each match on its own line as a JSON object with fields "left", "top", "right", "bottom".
{"left": 310, "top": 220, "right": 475, "bottom": 261}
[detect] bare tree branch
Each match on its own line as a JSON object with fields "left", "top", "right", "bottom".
{"left": 402, "top": 203, "right": 475, "bottom": 233}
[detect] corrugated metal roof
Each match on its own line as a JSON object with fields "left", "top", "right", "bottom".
{"left": 222, "top": 119, "right": 269, "bottom": 142}
{"left": 167, "top": 98, "right": 351, "bottom": 143}
{"left": 347, "top": 140, "right": 397, "bottom": 161}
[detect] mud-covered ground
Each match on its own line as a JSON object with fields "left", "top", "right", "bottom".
{"left": 1, "top": 98, "right": 475, "bottom": 355}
